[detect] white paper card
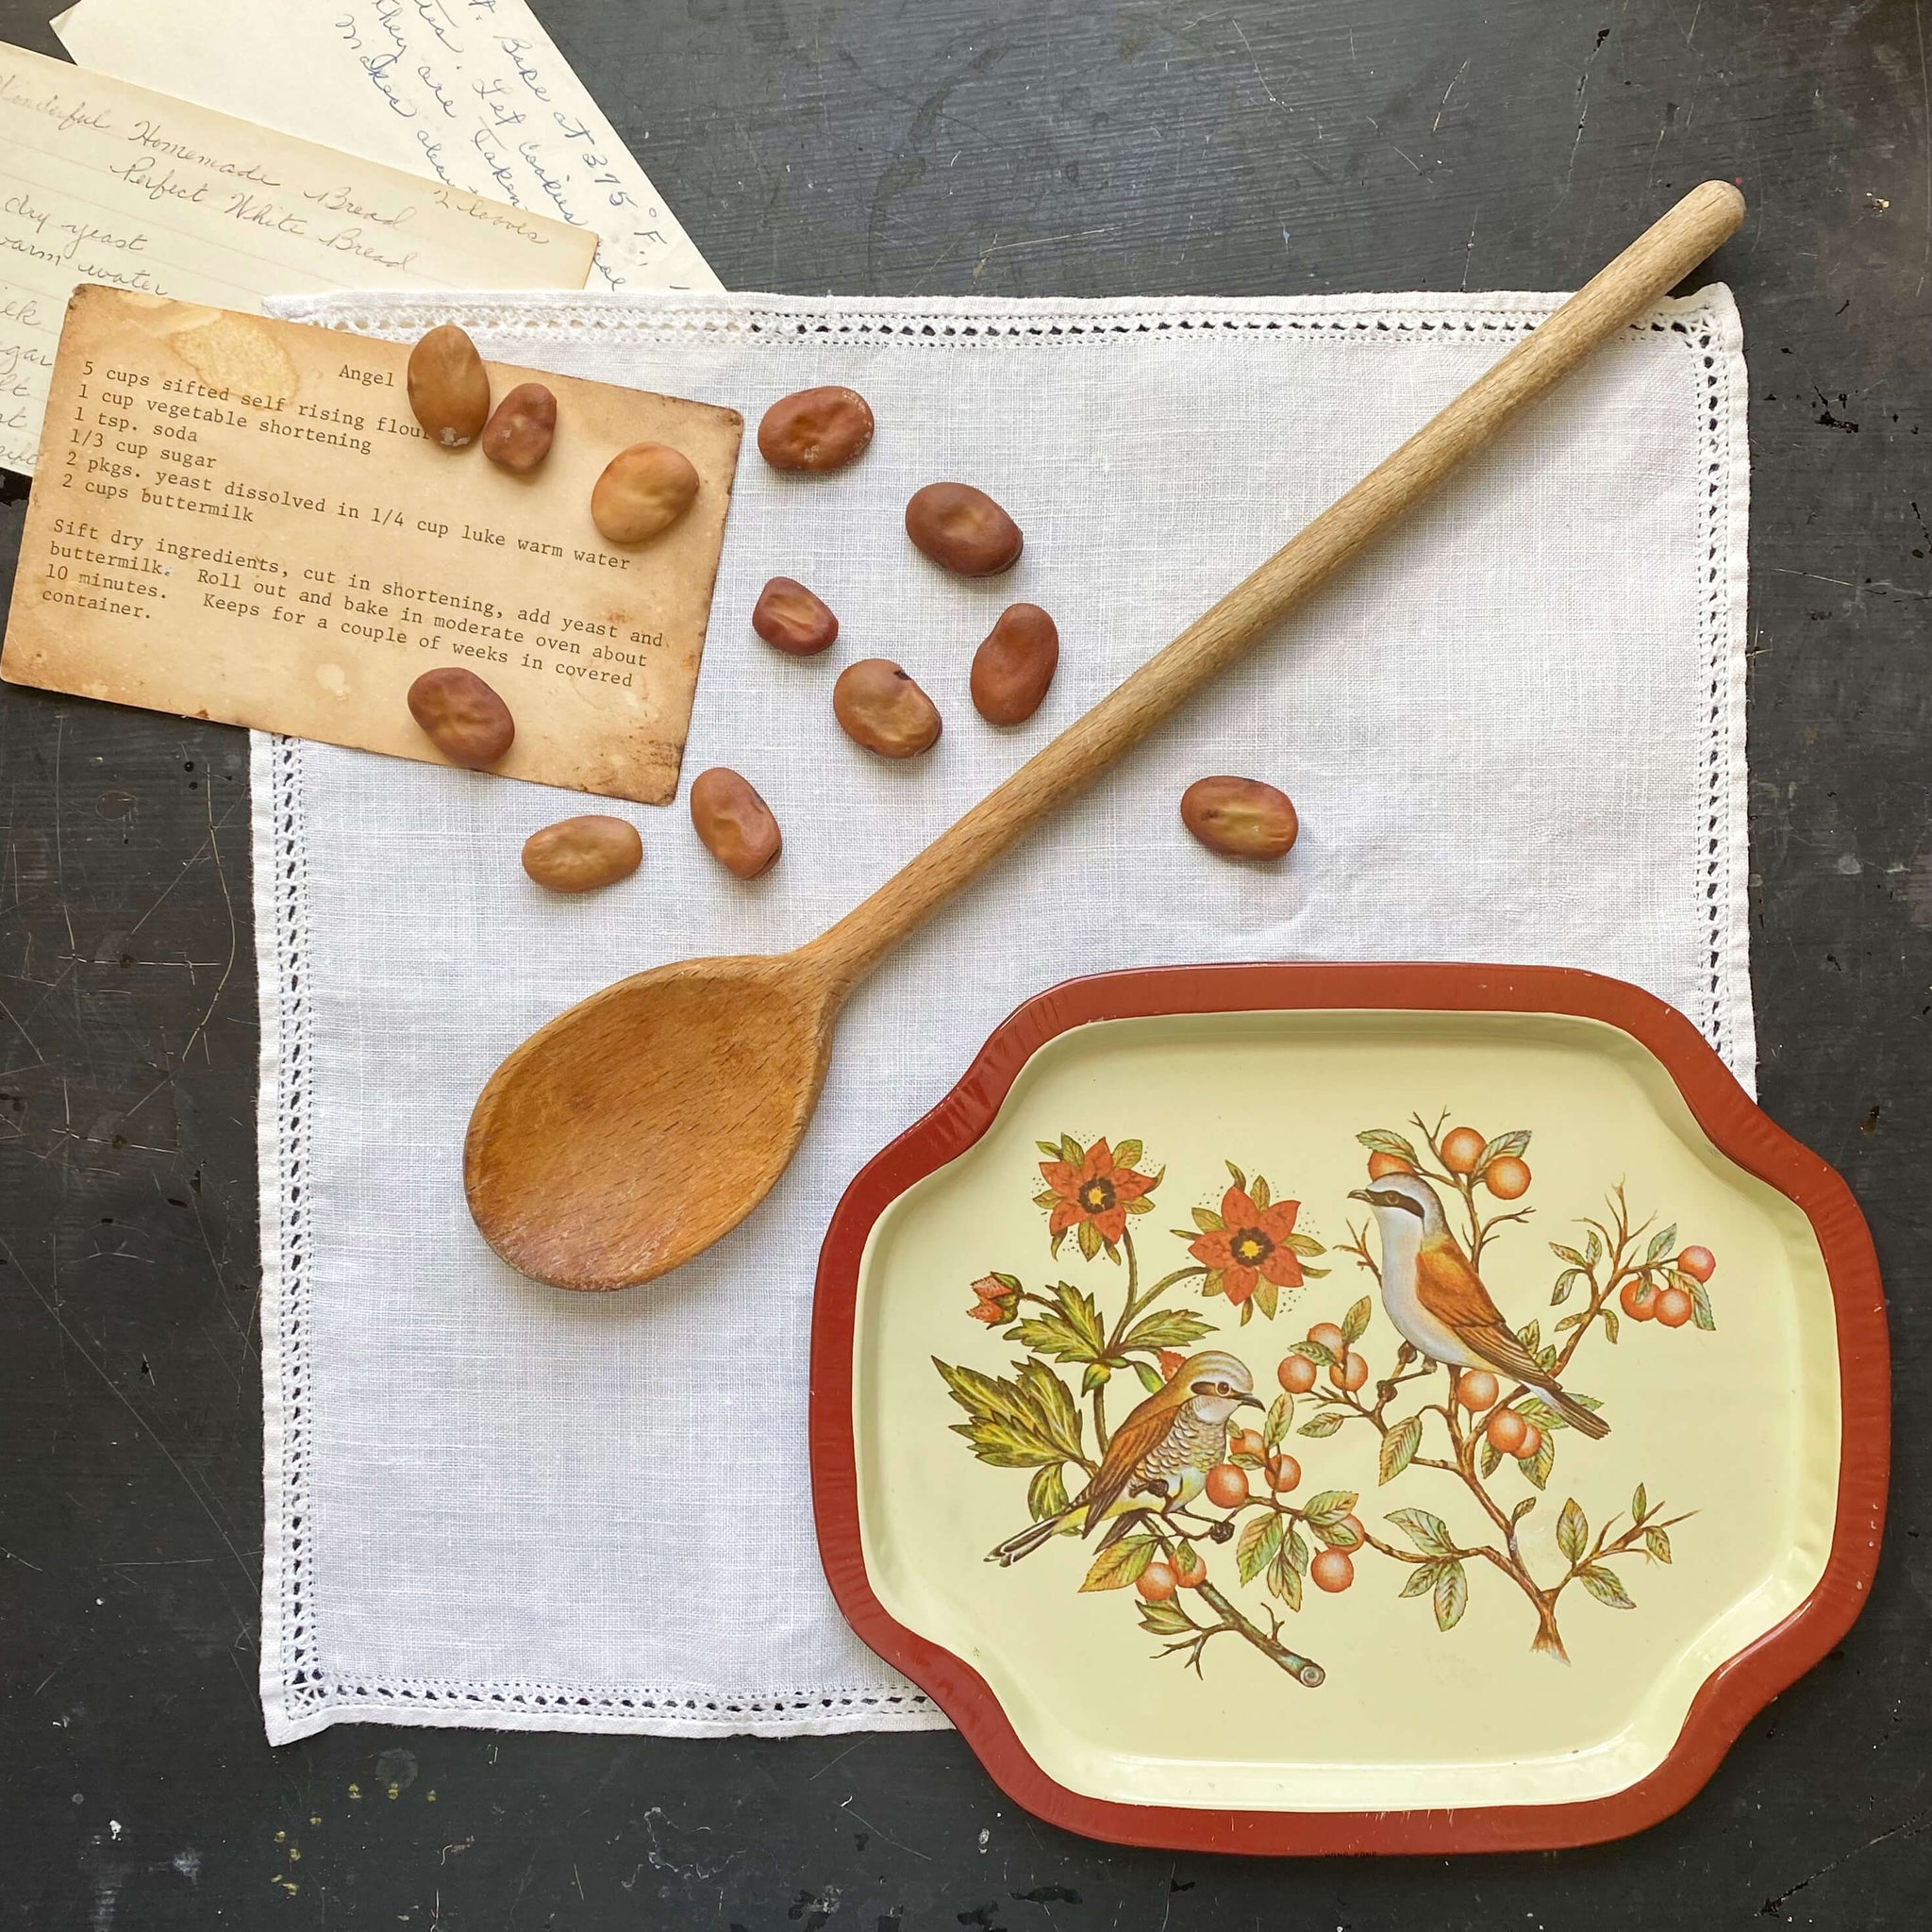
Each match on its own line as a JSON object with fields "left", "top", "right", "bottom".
{"left": 54, "top": 0, "right": 720, "bottom": 294}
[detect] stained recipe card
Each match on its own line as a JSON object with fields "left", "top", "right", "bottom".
{"left": 2, "top": 288, "right": 741, "bottom": 805}
{"left": 0, "top": 39, "right": 596, "bottom": 474}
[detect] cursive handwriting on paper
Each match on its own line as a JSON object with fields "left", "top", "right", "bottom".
{"left": 54, "top": 0, "right": 721, "bottom": 292}
{"left": 0, "top": 38, "right": 595, "bottom": 475}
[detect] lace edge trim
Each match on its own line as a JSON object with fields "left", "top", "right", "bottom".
{"left": 1707, "top": 291, "right": 1756, "bottom": 1095}
{"left": 269, "top": 283, "right": 1732, "bottom": 347}
{"left": 267, "top": 1699, "right": 952, "bottom": 1746}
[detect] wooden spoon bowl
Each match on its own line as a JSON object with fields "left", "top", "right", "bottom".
{"left": 465, "top": 951, "right": 838, "bottom": 1291}
{"left": 465, "top": 183, "right": 1746, "bottom": 1291}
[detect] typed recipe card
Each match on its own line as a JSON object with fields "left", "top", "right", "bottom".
{"left": 0, "top": 38, "right": 596, "bottom": 475}
{"left": 2, "top": 289, "right": 742, "bottom": 803}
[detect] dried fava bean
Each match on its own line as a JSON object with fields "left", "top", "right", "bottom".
{"left": 690, "top": 768, "right": 782, "bottom": 878}
{"left": 521, "top": 816, "right": 643, "bottom": 893}
{"left": 832, "top": 658, "right": 941, "bottom": 758}
{"left": 1180, "top": 776, "right": 1299, "bottom": 859}
{"left": 408, "top": 666, "right": 515, "bottom": 769}
{"left": 481, "top": 382, "right": 557, "bottom": 473}
{"left": 757, "top": 386, "right": 874, "bottom": 473}
{"left": 904, "top": 481, "right": 1023, "bottom": 575}
{"left": 591, "top": 442, "right": 700, "bottom": 544}
{"left": 752, "top": 577, "right": 839, "bottom": 657}
{"left": 970, "top": 603, "right": 1058, "bottom": 724}
{"left": 407, "top": 324, "right": 491, "bottom": 448}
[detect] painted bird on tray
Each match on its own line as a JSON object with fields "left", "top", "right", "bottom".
{"left": 1348, "top": 1172, "right": 1610, "bottom": 1438}
{"left": 986, "top": 1349, "right": 1263, "bottom": 1565}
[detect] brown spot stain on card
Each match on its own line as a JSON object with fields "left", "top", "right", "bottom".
{"left": 165, "top": 311, "right": 299, "bottom": 403}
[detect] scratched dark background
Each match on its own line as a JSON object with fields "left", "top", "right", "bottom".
{"left": 1, "top": 0, "right": 1926, "bottom": 1924}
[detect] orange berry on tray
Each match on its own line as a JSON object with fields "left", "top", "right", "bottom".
{"left": 1311, "top": 1549, "right": 1355, "bottom": 1593}
{"left": 1265, "top": 1454, "right": 1301, "bottom": 1493}
{"left": 1174, "top": 1548, "right": 1208, "bottom": 1589}
{"left": 1677, "top": 1245, "right": 1716, "bottom": 1282}
{"left": 1329, "top": 1351, "right": 1369, "bottom": 1392}
{"left": 1338, "top": 1513, "right": 1365, "bottom": 1547}
{"left": 1456, "top": 1369, "right": 1500, "bottom": 1412}
{"left": 1307, "top": 1322, "right": 1347, "bottom": 1357}
{"left": 1276, "top": 1353, "right": 1318, "bottom": 1394}
{"left": 1515, "top": 1423, "right": 1542, "bottom": 1462}
{"left": 1620, "top": 1278, "right": 1659, "bottom": 1321}
{"left": 1655, "top": 1286, "right": 1694, "bottom": 1327}
{"left": 1137, "top": 1560, "right": 1178, "bottom": 1602}
{"left": 1205, "top": 1462, "right": 1250, "bottom": 1509}
{"left": 1367, "top": 1150, "right": 1412, "bottom": 1179}
{"left": 1485, "top": 1407, "right": 1528, "bottom": 1456}
{"left": 1231, "top": 1426, "right": 1266, "bottom": 1462}
{"left": 1441, "top": 1126, "right": 1487, "bottom": 1174}
{"left": 1483, "top": 1156, "right": 1531, "bottom": 1199}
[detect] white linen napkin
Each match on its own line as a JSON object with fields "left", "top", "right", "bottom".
{"left": 254, "top": 287, "right": 1750, "bottom": 1741}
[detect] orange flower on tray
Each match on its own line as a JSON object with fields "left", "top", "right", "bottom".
{"left": 1034, "top": 1133, "right": 1162, "bottom": 1260}
{"left": 967, "top": 1273, "right": 1022, "bottom": 1324}
{"left": 1186, "top": 1167, "right": 1324, "bottom": 1318}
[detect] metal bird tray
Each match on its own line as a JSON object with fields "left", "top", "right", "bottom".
{"left": 809, "top": 963, "right": 1888, "bottom": 1854}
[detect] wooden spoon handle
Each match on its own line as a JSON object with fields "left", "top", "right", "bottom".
{"left": 805, "top": 180, "right": 1745, "bottom": 989}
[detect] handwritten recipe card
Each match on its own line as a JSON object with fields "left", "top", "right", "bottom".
{"left": 0, "top": 40, "right": 595, "bottom": 475}
{"left": 54, "top": 0, "right": 721, "bottom": 293}
{"left": 3, "top": 290, "right": 741, "bottom": 803}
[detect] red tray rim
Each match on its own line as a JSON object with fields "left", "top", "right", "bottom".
{"left": 808, "top": 961, "right": 1890, "bottom": 1856}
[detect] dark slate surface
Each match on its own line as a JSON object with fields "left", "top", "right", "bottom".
{"left": 1, "top": 1, "right": 1924, "bottom": 1924}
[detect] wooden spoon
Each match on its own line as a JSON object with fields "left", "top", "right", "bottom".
{"left": 466, "top": 180, "right": 1746, "bottom": 1291}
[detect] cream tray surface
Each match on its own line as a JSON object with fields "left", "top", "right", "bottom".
{"left": 810, "top": 964, "right": 1888, "bottom": 1854}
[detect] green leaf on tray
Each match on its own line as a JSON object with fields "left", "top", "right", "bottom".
{"left": 1237, "top": 1513, "right": 1284, "bottom": 1585}
{"left": 1580, "top": 1563, "right": 1635, "bottom": 1608}
{"left": 1398, "top": 1560, "right": 1440, "bottom": 1600}
{"left": 1303, "top": 1489, "right": 1357, "bottom": 1524}
{"left": 1138, "top": 1597, "right": 1194, "bottom": 1635}
{"left": 1557, "top": 1496, "right": 1589, "bottom": 1563}
{"left": 935, "top": 1357, "right": 1085, "bottom": 1469}
{"left": 1477, "top": 1130, "right": 1531, "bottom": 1170}
{"left": 1269, "top": 1542, "right": 1304, "bottom": 1612}
{"left": 1386, "top": 1507, "right": 1456, "bottom": 1557}
{"left": 1080, "top": 1538, "right": 1154, "bottom": 1592}
{"left": 1378, "top": 1412, "right": 1423, "bottom": 1486}
{"left": 1263, "top": 1393, "right": 1291, "bottom": 1450}
{"left": 1026, "top": 1463, "right": 1069, "bottom": 1522}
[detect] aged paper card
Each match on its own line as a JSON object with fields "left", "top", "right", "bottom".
{"left": 3, "top": 289, "right": 741, "bottom": 805}
{"left": 0, "top": 39, "right": 596, "bottom": 476}
{"left": 54, "top": 0, "right": 720, "bottom": 294}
